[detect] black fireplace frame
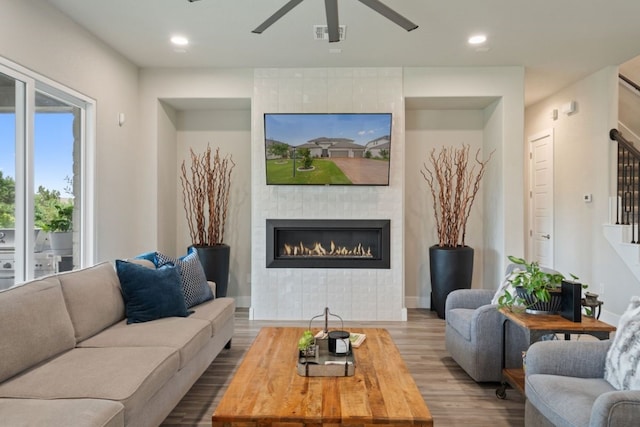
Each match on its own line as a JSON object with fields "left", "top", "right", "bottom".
{"left": 266, "top": 219, "right": 390, "bottom": 269}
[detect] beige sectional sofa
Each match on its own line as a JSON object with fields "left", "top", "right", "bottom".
{"left": 0, "top": 261, "right": 235, "bottom": 427}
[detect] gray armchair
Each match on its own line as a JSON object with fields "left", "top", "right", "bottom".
{"left": 445, "top": 288, "right": 527, "bottom": 382}
{"left": 525, "top": 340, "right": 640, "bottom": 426}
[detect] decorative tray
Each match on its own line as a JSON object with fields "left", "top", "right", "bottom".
{"left": 297, "top": 336, "right": 355, "bottom": 377}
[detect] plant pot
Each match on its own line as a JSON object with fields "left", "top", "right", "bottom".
{"left": 48, "top": 231, "right": 72, "bottom": 254}
{"left": 429, "top": 245, "right": 474, "bottom": 319}
{"left": 516, "top": 286, "right": 562, "bottom": 314}
{"left": 190, "top": 244, "right": 230, "bottom": 298}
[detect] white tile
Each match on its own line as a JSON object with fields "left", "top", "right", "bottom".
{"left": 251, "top": 67, "right": 404, "bottom": 321}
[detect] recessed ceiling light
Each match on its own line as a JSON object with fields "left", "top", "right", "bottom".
{"left": 170, "top": 35, "right": 189, "bottom": 46}
{"left": 468, "top": 34, "right": 487, "bottom": 45}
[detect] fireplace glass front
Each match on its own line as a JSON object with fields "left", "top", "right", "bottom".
{"left": 266, "top": 219, "right": 390, "bottom": 269}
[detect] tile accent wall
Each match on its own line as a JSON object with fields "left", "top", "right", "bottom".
{"left": 251, "top": 68, "right": 405, "bottom": 321}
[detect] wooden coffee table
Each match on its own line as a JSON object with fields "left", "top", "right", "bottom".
{"left": 212, "top": 327, "right": 433, "bottom": 427}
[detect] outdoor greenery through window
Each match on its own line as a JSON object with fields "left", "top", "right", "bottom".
{"left": 0, "top": 61, "right": 91, "bottom": 289}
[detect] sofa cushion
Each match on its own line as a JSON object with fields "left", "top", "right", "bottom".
{"left": 58, "top": 262, "right": 126, "bottom": 342}
{"left": 446, "top": 308, "right": 473, "bottom": 341}
{"left": 0, "top": 398, "right": 124, "bottom": 427}
{"left": 116, "top": 260, "right": 190, "bottom": 324}
{"left": 79, "top": 317, "right": 212, "bottom": 369}
{"left": 190, "top": 296, "right": 236, "bottom": 336}
{"left": 0, "top": 276, "right": 76, "bottom": 383}
{"left": 605, "top": 296, "right": 640, "bottom": 390}
{"left": 526, "top": 374, "right": 615, "bottom": 427}
{"left": 156, "top": 248, "right": 214, "bottom": 308}
{"left": 0, "top": 346, "right": 179, "bottom": 425}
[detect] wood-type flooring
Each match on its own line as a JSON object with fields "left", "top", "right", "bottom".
{"left": 160, "top": 308, "right": 525, "bottom": 427}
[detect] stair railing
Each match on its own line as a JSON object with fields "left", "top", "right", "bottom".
{"left": 610, "top": 128, "right": 640, "bottom": 243}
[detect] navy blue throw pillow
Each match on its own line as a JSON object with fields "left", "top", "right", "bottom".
{"left": 116, "top": 259, "right": 190, "bottom": 324}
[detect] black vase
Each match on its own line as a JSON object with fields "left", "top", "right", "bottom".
{"left": 190, "top": 244, "right": 230, "bottom": 298}
{"left": 429, "top": 245, "right": 474, "bottom": 319}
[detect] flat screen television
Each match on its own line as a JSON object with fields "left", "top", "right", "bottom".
{"left": 264, "top": 113, "right": 392, "bottom": 185}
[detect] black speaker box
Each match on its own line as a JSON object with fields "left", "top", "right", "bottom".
{"left": 561, "top": 280, "right": 582, "bottom": 322}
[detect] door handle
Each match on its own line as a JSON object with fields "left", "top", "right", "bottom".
{"left": 541, "top": 234, "right": 551, "bottom": 239}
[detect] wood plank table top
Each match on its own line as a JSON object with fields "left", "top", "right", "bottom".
{"left": 212, "top": 327, "right": 433, "bottom": 427}
{"left": 499, "top": 308, "right": 616, "bottom": 340}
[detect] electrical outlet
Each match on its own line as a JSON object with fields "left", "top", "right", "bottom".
{"left": 599, "top": 283, "right": 605, "bottom": 295}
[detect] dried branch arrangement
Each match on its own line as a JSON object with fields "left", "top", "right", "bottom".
{"left": 180, "top": 146, "right": 235, "bottom": 246}
{"left": 421, "top": 145, "right": 493, "bottom": 247}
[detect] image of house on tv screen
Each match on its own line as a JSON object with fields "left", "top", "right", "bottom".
{"left": 264, "top": 113, "right": 392, "bottom": 186}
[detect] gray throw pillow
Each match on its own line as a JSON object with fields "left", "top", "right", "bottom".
{"left": 155, "top": 248, "right": 214, "bottom": 308}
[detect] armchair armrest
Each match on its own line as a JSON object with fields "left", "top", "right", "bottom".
{"left": 591, "top": 390, "right": 640, "bottom": 427}
{"left": 469, "top": 303, "right": 504, "bottom": 337}
{"left": 526, "top": 339, "right": 611, "bottom": 378}
{"left": 445, "top": 289, "right": 494, "bottom": 311}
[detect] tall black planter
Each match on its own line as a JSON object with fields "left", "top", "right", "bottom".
{"left": 191, "top": 244, "right": 230, "bottom": 298}
{"left": 429, "top": 245, "right": 474, "bottom": 319}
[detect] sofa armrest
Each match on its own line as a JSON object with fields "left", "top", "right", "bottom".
{"left": 207, "top": 281, "right": 216, "bottom": 298}
{"left": 591, "top": 390, "right": 640, "bottom": 427}
{"left": 526, "top": 339, "right": 611, "bottom": 378}
{"left": 445, "top": 289, "right": 494, "bottom": 311}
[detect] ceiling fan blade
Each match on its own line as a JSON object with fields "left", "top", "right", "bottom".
{"left": 357, "top": 0, "right": 418, "bottom": 32}
{"left": 325, "top": 0, "right": 340, "bottom": 43}
{"left": 252, "top": 0, "right": 305, "bottom": 34}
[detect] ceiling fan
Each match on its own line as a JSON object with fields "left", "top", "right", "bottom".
{"left": 251, "top": 0, "right": 418, "bottom": 42}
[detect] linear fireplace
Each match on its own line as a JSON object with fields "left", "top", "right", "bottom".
{"left": 266, "top": 219, "right": 390, "bottom": 269}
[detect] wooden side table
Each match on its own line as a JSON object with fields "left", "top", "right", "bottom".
{"left": 496, "top": 308, "right": 616, "bottom": 398}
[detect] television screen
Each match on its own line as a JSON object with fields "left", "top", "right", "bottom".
{"left": 264, "top": 113, "right": 392, "bottom": 185}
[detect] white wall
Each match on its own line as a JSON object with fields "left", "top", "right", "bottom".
{"left": 251, "top": 68, "right": 406, "bottom": 321}
{"left": 404, "top": 67, "right": 526, "bottom": 289}
{"left": 0, "top": 0, "right": 142, "bottom": 262}
{"left": 3, "top": 0, "right": 527, "bottom": 310}
{"left": 137, "top": 69, "right": 253, "bottom": 302}
{"left": 175, "top": 109, "right": 252, "bottom": 305}
{"left": 525, "top": 66, "right": 637, "bottom": 318}
{"left": 404, "top": 110, "right": 485, "bottom": 307}
{"left": 157, "top": 102, "right": 179, "bottom": 255}
{"left": 10, "top": 2, "right": 631, "bottom": 318}
{"left": 138, "top": 68, "right": 253, "bottom": 258}
{"left": 138, "top": 67, "right": 526, "bottom": 314}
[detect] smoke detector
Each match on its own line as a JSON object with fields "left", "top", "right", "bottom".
{"left": 313, "top": 25, "right": 346, "bottom": 41}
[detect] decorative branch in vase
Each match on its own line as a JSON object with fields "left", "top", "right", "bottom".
{"left": 421, "top": 144, "right": 493, "bottom": 248}
{"left": 180, "top": 145, "right": 235, "bottom": 297}
{"left": 420, "top": 144, "right": 494, "bottom": 318}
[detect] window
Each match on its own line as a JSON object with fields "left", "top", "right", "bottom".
{"left": 0, "top": 59, "right": 94, "bottom": 290}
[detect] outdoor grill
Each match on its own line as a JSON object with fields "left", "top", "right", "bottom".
{"left": 0, "top": 229, "right": 59, "bottom": 291}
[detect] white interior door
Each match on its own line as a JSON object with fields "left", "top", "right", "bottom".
{"left": 529, "top": 129, "right": 554, "bottom": 268}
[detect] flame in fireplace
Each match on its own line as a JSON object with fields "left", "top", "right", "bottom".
{"left": 282, "top": 241, "right": 373, "bottom": 258}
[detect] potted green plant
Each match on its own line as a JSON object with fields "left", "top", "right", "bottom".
{"left": 421, "top": 144, "right": 494, "bottom": 318}
{"left": 498, "top": 255, "right": 584, "bottom": 314}
{"left": 180, "top": 145, "right": 235, "bottom": 297}
{"left": 42, "top": 202, "right": 73, "bottom": 252}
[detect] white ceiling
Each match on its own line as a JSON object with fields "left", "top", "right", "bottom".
{"left": 45, "top": 0, "right": 640, "bottom": 106}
